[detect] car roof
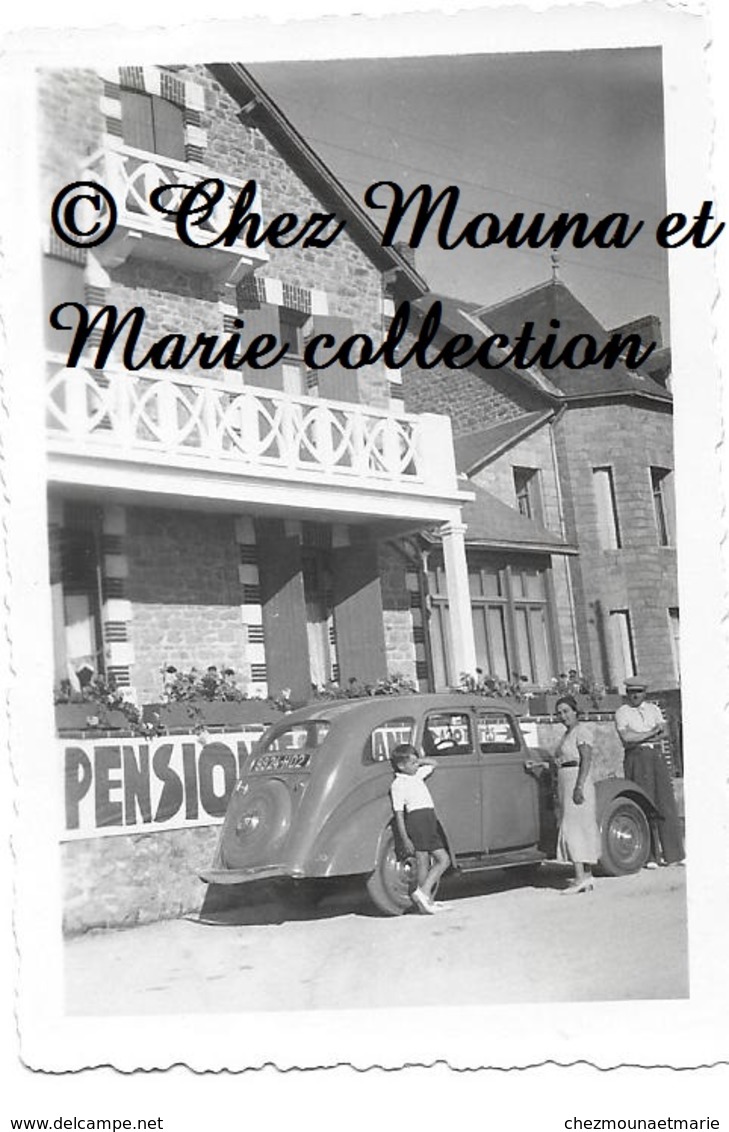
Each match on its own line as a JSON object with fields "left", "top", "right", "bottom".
{"left": 273, "top": 693, "right": 525, "bottom": 727}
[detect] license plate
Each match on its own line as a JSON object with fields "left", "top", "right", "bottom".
{"left": 249, "top": 750, "right": 311, "bottom": 772}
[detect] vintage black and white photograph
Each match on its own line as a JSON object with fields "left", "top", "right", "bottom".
{"left": 2, "top": 0, "right": 727, "bottom": 1075}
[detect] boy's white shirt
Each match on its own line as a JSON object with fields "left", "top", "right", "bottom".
{"left": 390, "top": 764, "right": 435, "bottom": 812}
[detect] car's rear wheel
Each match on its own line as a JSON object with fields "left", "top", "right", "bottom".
{"left": 366, "top": 827, "right": 416, "bottom": 916}
{"left": 599, "top": 796, "right": 651, "bottom": 876}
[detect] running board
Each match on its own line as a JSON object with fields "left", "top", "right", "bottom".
{"left": 454, "top": 848, "right": 545, "bottom": 872}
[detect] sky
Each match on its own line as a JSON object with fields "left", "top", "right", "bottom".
{"left": 251, "top": 48, "right": 671, "bottom": 339}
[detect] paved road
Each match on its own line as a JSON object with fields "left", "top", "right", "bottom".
{"left": 65, "top": 864, "right": 688, "bottom": 1014}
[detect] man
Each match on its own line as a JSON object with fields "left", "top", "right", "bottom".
{"left": 615, "top": 676, "right": 684, "bottom": 867}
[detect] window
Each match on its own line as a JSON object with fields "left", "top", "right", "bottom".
{"left": 120, "top": 89, "right": 185, "bottom": 159}
{"left": 302, "top": 546, "right": 336, "bottom": 690}
{"left": 251, "top": 721, "right": 331, "bottom": 772}
{"left": 422, "top": 712, "right": 473, "bottom": 756}
{"left": 513, "top": 467, "right": 543, "bottom": 522}
{"left": 52, "top": 505, "right": 105, "bottom": 688}
{"left": 476, "top": 712, "right": 520, "bottom": 754}
{"left": 469, "top": 564, "right": 510, "bottom": 681}
{"left": 650, "top": 467, "right": 675, "bottom": 546}
{"left": 279, "top": 308, "right": 311, "bottom": 396}
{"left": 668, "top": 607, "right": 680, "bottom": 680}
{"left": 610, "top": 609, "right": 637, "bottom": 684}
{"left": 368, "top": 718, "right": 416, "bottom": 763}
{"left": 510, "top": 567, "right": 552, "bottom": 685}
{"left": 427, "top": 555, "right": 555, "bottom": 689}
{"left": 593, "top": 467, "right": 621, "bottom": 548}
{"left": 44, "top": 258, "right": 85, "bottom": 349}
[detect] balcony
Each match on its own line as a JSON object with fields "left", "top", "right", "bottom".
{"left": 45, "top": 358, "right": 469, "bottom": 525}
{"left": 83, "top": 142, "right": 268, "bottom": 282}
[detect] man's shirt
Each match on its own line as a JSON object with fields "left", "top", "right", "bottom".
{"left": 615, "top": 700, "right": 665, "bottom": 744}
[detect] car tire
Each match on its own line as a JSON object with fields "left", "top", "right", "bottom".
{"left": 366, "top": 826, "right": 416, "bottom": 916}
{"left": 599, "top": 796, "right": 651, "bottom": 876}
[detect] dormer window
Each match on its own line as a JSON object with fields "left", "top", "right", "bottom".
{"left": 120, "top": 89, "right": 185, "bottom": 160}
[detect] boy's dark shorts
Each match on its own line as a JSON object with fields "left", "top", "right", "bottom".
{"left": 404, "top": 807, "right": 445, "bottom": 852}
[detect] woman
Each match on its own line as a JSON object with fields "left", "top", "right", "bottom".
{"left": 553, "top": 695, "right": 601, "bottom": 894}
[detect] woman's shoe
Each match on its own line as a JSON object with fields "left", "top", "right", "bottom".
{"left": 562, "top": 880, "right": 594, "bottom": 895}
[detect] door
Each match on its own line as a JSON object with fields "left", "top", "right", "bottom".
{"left": 419, "top": 709, "right": 483, "bottom": 856}
{"left": 476, "top": 711, "right": 540, "bottom": 852}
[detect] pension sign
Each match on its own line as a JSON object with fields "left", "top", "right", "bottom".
{"left": 61, "top": 730, "right": 265, "bottom": 840}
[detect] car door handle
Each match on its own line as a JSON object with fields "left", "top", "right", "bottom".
{"left": 524, "top": 759, "right": 548, "bottom": 770}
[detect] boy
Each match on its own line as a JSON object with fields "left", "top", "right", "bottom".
{"left": 389, "top": 744, "right": 450, "bottom": 914}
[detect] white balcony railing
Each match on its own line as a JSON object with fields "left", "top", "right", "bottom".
{"left": 45, "top": 360, "right": 435, "bottom": 488}
{"left": 84, "top": 143, "right": 268, "bottom": 274}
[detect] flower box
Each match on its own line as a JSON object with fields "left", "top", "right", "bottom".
{"left": 142, "top": 700, "right": 284, "bottom": 731}
{"left": 55, "top": 703, "right": 130, "bottom": 732}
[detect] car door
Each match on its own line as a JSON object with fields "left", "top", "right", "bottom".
{"left": 476, "top": 710, "right": 540, "bottom": 852}
{"left": 419, "top": 708, "right": 483, "bottom": 856}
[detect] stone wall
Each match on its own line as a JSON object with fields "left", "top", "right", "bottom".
{"left": 62, "top": 824, "right": 220, "bottom": 934}
{"left": 554, "top": 402, "right": 678, "bottom": 688}
{"left": 471, "top": 422, "right": 579, "bottom": 674}
{"left": 378, "top": 542, "right": 418, "bottom": 683}
{"left": 38, "top": 64, "right": 389, "bottom": 403}
{"left": 126, "top": 507, "right": 248, "bottom": 702}
{"left": 523, "top": 713, "right": 626, "bottom": 781}
{"left": 401, "top": 334, "right": 544, "bottom": 436}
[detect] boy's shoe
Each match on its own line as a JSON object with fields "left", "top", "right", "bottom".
{"left": 644, "top": 861, "right": 660, "bottom": 870}
{"left": 411, "top": 888, "right": 437, "bottom": 915}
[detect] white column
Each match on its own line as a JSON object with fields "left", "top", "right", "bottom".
{"left": 441, "top": 521, "right": 477, "bottom": 681}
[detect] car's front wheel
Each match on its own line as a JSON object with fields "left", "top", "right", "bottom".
{"left": 366, "top": 826, "right": 416, "bottom": 916}
{"left": 599, "top": 796, "right": 651, "bottom": 876}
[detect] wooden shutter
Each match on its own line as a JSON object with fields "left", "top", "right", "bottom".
{"left": 308, "top": 315, "right": 359, "bottom": 403}
{"left": 256, "top": 522, "right": 311, "bottom": 701}
{"left": 238, "top": 305, "right": 285, "bottom": 391}
{"left": 120, "top": 91, "right": 185, "bottom": 158}
{"left": 331, "top": 541, "right": 387, "bottom": 684}
{"left": 120, "top": 90, "right": 155, "bottom": 152}
{"left": 152, "top": 96, "right": 186, "bottom": 160}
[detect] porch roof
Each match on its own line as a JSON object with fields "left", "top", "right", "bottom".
{"left": 458, "top": 480, "right": 577, "bottom": 555}
{"left": 453, "top": 411, "right": 553, "bottom": 475}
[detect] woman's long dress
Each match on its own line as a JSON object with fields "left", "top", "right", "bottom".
{"left": 556, "top": 721, "right": 601, "bottom": 865}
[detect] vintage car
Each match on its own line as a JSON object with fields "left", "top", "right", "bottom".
{"left": 200, "top": 693, "right": 657, "bottom": 914}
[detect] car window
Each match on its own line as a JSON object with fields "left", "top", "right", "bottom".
{"left": 476, "top": 712, "right": 521, "bottom": 754}
{"left": 422, "top": 712, "right": 473, "bottom": 756}
{"left": 367, "top": 717, "right": 416, "bottom": 763}
{"left": 250, "top": 720, "right": 331, "bottom": 771}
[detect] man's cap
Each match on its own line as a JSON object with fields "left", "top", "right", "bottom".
{"left": 625, "top": 675, "right": 649, "bottom": 690}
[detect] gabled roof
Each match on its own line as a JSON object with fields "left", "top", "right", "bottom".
{"left": 453, "top": 411, "right": 553, "bottom": 475}
{"left": 474, "top": 280, "right": 672, "bottom": 404}
{"left": 209, "top": 63, "right": 428, "bottom": 300}
{"left": 412, "top": 293, "right": 560, "bottom": 405}
{"left": 455, "top": 480, "right": 577, "bottom": 555}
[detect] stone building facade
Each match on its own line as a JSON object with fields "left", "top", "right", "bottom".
{"left": 39, "top": 64, "right": 678, "bottom": 933}
{"left": 43, "top": 62, "right": 476, "bottom": 708}
{"left": 399, "top": 281, "right": 678, "bottom": 693}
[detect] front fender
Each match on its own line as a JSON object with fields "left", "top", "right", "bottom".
{"left": 595, "top": 777, "right": 659, "bottom": 822}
